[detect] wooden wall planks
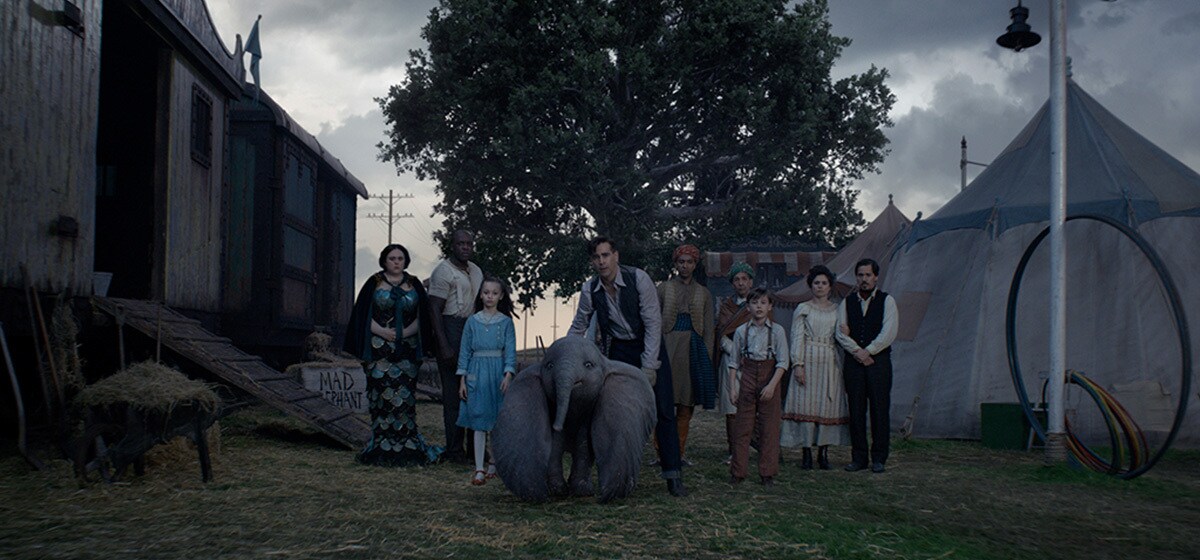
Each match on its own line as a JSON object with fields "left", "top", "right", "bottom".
{"left": 0, "top": 0, "right": 102, "bottom": 293}
{"left": 161, "top": 55, "right": 226, "bottom": 312}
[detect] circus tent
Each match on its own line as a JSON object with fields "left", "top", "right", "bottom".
{"left": 883, "top": 81, "right": 1200, "bottom": 447}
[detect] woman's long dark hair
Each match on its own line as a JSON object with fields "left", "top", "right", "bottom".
{"left": 474, "top": 276, "right": 516, "bottom": 318}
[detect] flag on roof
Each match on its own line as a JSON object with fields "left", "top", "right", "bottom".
{"left": 245, "top": 15, "right": 262, "bottom": 101}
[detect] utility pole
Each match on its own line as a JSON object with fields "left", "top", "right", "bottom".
{"left": 551, "top": 295, "right": 558, "bottom": 341}
{"left": 363, "top": 189, "right": 414, "bottom": 244}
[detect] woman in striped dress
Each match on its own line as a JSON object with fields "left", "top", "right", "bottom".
{"left": 781, "top": 265, "right": 850, "bottom": 470}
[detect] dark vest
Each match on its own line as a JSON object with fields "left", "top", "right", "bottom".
{"left": 846, "top": 290, "right": 890, "bottom": 356}
{"left": 591, "top": 266, "right": 644, "bottom": 345}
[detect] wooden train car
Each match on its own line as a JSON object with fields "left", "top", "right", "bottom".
{"left": 225, "top": 87, "right": 366, "bottom": 365}
{"left": 0, "top": 0, "right": 367, "bottom": 429}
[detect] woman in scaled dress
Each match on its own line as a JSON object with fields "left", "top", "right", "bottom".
{"left": 780, "top": 265, "right": 850, "bottom": 470}
{"left": 343, "top": 244, "right": 443, "bottom": 466}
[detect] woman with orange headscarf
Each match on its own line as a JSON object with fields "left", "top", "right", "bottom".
{"left": 656, "top": 244, "right": 715, "bottom": 463}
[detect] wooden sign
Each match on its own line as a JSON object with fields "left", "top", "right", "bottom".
{"left": 295, "top": 363, "right": 367, "bottom": 414}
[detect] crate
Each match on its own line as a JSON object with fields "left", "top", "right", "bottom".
{"left": 980, "top": 402, "right": 1035, "bottom": 450}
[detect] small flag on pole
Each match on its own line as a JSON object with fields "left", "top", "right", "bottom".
{"left": 245, "top": 15, "right": 262, "bottom": 101}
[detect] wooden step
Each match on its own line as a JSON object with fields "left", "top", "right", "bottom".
{"left": 92, "top": 297, "right": 370, "bottom": 449}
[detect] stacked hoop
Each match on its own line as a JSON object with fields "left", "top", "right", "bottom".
{"left": 1006, "top": 215, "right": 1191, "bottom": 479}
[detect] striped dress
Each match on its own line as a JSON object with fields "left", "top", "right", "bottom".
{"left": 780, "top": 300, "right": 850, "bottom": 448}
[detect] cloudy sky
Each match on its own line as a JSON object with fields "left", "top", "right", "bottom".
{"left": 205, "top": 0, "right": 1200, "bottom": 348}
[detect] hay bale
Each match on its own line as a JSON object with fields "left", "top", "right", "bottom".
{"left": 144, "top": 421, "right": 222, "bottom": 468}
{"left": 74, "top": 361, "right": 219, "bottom": 415}
{"left": 300, "top": 331, "right": 358, "bottom": 362}
{"left": 304, "top": 331, "right": 333, "bottom": 359}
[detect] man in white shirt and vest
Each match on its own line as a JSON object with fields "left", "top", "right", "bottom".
{"left": 428, "top": 229, "right": 484, "bottom": 463}
{"left": 835, "top": 258, "right": 898, "bottom": 474}
{"left": 567, "top": 236, "right": 687, "bottom": 497}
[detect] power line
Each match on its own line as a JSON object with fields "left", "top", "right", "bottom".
{"left": 362, "top": 189, "right": 414, "bottom": 244}
{"left": 408, "top": 197, "right": 440, "bottom": 242}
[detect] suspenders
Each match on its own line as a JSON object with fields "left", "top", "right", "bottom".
{"left": 739, "top": 322, "right": 776, "bottom": 368}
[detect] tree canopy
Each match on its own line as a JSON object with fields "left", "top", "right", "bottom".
{"left": 380, "top": 0, "right": 894, "bottom": 305}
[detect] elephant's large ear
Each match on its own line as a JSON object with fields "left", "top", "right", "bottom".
{"left": 492, "top": 364, "right": 552, "bottom": 502}
{"left": 591, "top": 359, "right": 656, "bottom": 503}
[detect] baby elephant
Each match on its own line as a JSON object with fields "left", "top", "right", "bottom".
{"left": 492, "top": 337, "right": 656, "bottom": 503}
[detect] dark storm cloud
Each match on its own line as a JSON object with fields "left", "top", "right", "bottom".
{"left": 212, "top": 0, "right": 437, "bottom": 72}
{"left": 316, "top": 108, "right": 443, "bottom": 238}
{"left": 856, "top": 72, "right": 1035, "bottom": 214}
{"left": 315, "top": 109, "right": 395, "bottom": 192}
{"left": 1162, "top": 12, "right": 1200, "bottom": 35}
{"left": 315, "top": 108, "right": 445, "bottom": 283}
{"left": 214, "top": 0, "right": 1200, "bottom": 223}
{"left": 825, "top": 0, "right": 1091, "bottom": 71}
{"left": 824, "top": 0, "right": 1200, "bottom": 216}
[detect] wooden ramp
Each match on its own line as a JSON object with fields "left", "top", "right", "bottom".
{"left": 92, "top": 297, "right": 370, "bottom": 449}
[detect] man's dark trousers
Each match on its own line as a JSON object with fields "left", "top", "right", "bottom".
{"left": 439, "top": 315, "right": 468, "bottom": 459}
{"left": 843, "top": 351, "right": 892, "bottom": 466}
{"left": 608, "top": 338, "right": 682, "bottom": 477}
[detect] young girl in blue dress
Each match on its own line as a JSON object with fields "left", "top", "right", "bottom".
{"left": 456, "top": 277, "right": 517, "bottom": 485}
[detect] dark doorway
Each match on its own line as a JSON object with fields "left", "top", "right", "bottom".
{"left": 94, "top": 1, "right": 165, "bottom": 299}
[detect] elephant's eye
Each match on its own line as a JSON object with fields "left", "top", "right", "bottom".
{"left": 544, "top": 362, "right": 553, "bottom": 371}
{"left": 584, "top": 361, "right": 594, "bottom": 369}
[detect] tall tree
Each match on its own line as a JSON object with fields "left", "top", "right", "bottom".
{"left": 381, "top": 0, "right": 894, "bottom": 305}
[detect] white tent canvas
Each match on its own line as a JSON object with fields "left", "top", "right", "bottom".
{"left": 884, "top": 81, "right": 1200, "bottom": 448}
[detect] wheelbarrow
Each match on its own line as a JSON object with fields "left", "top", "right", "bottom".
{"left": 74, "top": 400, "right": 219, "bottom": 484}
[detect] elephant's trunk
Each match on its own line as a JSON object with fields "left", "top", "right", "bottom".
{"left": 552, "top": 374, "right": 575, "bottom": 432}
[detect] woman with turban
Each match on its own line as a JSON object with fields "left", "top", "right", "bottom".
{"left": 714, "top": 262, "right": 755, "bottom": 462}
{"left": 656, "top": 244, "right": 715, "bottom": 463}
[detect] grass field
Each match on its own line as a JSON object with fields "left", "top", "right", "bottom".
{"left": 2, "top": 403, "right": 1198, "bottom": 559}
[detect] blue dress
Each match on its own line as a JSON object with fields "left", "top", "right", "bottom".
{"left": 455, "top": 311, "right": 517, "bottom": 431}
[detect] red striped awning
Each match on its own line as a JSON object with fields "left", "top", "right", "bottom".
{"left": 704, "top": 251, "right": 837, "bottom": 278}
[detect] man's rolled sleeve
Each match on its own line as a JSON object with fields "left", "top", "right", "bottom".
{"left": 635, "top": 269, "right": 662, "bottom": 370}
{"left": 567, "top": 279, "right": 595, "bottom": 338}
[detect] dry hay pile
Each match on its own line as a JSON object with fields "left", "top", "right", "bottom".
{"left": 50, "top": 295, "right": 85, "bottom": 392}
{"left": 74, "top": 361, "right": 223, "bottom": 466}
{"left": 304, "top": 331, "right": 333, "bottom": 358}
{"left": 302, "top": 330, "right": 356, "bottom": 362}
{"left": 144, "top": 421, "right": 222, "bottom": 467}
{"left": 74, "top": 360, "right": 219, "bottom": 415}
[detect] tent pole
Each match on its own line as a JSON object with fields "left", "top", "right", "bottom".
{"left": 961, "top": 137, "right": 968, "bottom": 191}
{"left": 1045, "top": 0, "right": 1069, "bottom": 465}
